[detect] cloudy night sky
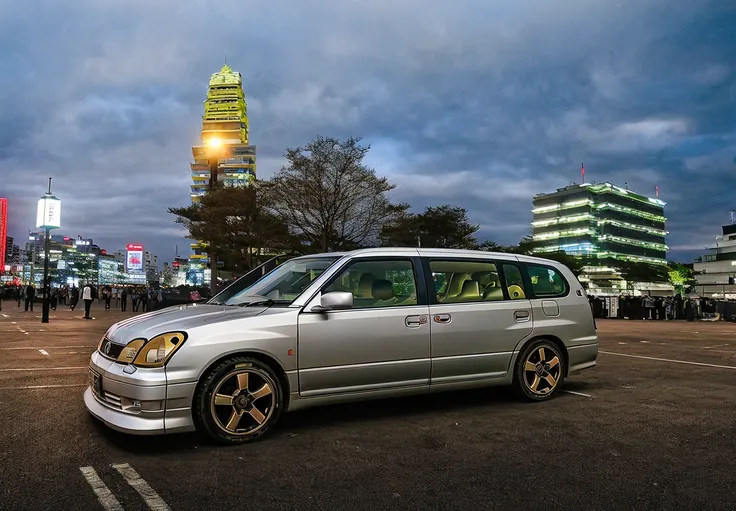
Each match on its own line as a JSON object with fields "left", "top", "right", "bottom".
{"left": 0, "top": 0, "right": 734, "bottom": 264}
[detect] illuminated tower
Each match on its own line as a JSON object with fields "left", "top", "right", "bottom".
{"left": 190, "top": 63, "right": 257, "bottom": 271}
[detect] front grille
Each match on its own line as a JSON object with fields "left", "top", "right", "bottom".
{"left": 99, "top": 337, "right": 125, "bottom": 360}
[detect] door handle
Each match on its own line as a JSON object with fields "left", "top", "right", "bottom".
{"left": 405, "top": 315, "right": 428, "bottom": 328}
{"left": 514, "top": 310, "right": 530, "bottom": 322}
{"left": 433, "top": 313, "right": 451, "bottom": 324}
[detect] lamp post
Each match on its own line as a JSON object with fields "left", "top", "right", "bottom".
{"left": 206, "top": 137, "right": 224, "bottom": 296}
{"left": 36, "top": 178, "right": 61, "bottom": 324}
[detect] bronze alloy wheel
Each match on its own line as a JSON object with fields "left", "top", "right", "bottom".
{"left": 194, "top": 356, "right": 283, "bottom": 444}
{"left": 514, "top": 341, "right": 565, "bottom": 401}
{"left": 210, "top": 368, "right": 276, "bottom": 436}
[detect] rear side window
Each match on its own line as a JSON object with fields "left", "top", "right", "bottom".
{"left": 429, "top": 259, "right": 505, "bottom": 303}
{"left": 525, "top": 264, "right": 568, "bottom": 298}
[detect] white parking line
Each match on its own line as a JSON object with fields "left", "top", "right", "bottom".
{"left": 79, "top": 466, "right": 124, "bottom": 511}
{"left": 38, "top": 349, "right": 49, "bottom": 356}
{"left": 113, "top": 463, "right": 172, "bottom": 511}
{"left": 0, "top": 366, "right": 86, "bottom": 372}
{"left": 562, "top": 390, "right": 592, "bottom": 398}
{"left": 1, "top": 313, "right": 9, "bottom": 318}
{"left": 0, "top": 383, "right": 87, "bottom": 390}
{"left": 599, "top": 351, "right": 736, "bottom": 370}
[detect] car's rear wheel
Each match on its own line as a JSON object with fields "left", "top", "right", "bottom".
{"left": 514, "top": 340, "right": 565, "bottom": 401}
{"left": 193, "top": 356, "right": 283, "bottom": 444}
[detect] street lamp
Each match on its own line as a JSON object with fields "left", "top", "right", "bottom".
{"left": 205, "top": 137, "right": 224, "bottom": 295}
{"left": 36, "top": 177, "right": 61, "bottom": 324}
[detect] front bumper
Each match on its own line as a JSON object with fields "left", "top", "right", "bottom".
{"left": 84, "top": 350, "right": 197, "bottom": 435}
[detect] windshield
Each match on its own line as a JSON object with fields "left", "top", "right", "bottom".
{"left": 211, "top": 256, "right": 342, "bottom": 306}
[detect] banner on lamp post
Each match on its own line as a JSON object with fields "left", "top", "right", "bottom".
{"left": 36, "top": 194, "right": 61, "bottom": 230}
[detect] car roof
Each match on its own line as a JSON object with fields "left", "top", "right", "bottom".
{"left": 293, "top": 247, "right": 563, "bottom": 267}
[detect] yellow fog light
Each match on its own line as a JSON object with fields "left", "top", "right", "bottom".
{"left": 132, "top": 332, "right": 187, "bottom": 368}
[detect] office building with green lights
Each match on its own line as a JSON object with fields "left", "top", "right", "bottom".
{"left": 531, "top": 182, "right": 668, "bottom": 271}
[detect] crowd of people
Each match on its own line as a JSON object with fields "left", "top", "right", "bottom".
{"left": 0, "top": 283, "right": 164, "bottom": 317}
{"left": 588, "top": 294, "right": 727, "bottom": 321}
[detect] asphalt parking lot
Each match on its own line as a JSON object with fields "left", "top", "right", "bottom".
{"left": 1, "top": 302, "right": 735, "bottom": 511}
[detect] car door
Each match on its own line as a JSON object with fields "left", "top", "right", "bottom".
{"left": 424, "top": 258, "right": 533, "bottom": 385}
{"left": 297, "top": 256, "right": 431, "bottom": 397}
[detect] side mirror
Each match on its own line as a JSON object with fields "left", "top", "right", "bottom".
{"left": 311, "top": 291, "right": 353, "bottom": 312}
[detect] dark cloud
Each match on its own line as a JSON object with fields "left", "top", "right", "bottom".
{"left": 0, "top": 0, "right": 734, "bottom": 263}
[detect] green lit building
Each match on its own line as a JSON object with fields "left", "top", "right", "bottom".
{"left": 531, "top": 182, "right": 668, "bottom": 270}
{"left": 190, "top": 63, "right": 257, "bottom": 274}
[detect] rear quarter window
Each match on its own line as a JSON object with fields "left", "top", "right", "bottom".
{"left": 525, "top": 264, "right": 569, "bottom": 298}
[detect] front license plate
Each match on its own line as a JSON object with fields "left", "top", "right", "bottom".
{"left": 89, "top": 369, "right": 103, "bottom": 399}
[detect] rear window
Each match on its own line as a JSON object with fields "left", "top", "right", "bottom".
{"left": 525, "top": 264, "right": 568, "bottom": 298}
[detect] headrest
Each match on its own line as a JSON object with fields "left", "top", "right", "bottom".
{"left": 459, "top": 280, "right": 480, "bottom": 297}
{"left": 371, "top": 280, "right": 394, "bottom": 300}
{"left": 471, "top": 271, "right": 498, "bottom": 288}
{"left": 357, "top": 273, "right": 374, "bottom": 295}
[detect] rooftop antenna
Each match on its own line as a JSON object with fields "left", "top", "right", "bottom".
{"left": 730, "top": 209, "right": 736, "bottom": 225}
{"left": 655, "top": 185, "right": 659, "bottom": 197}
{"left": 581, "top": 162, "right": 585, "bottom": 184}
{"left": 624, "top": 182, "right": 629, "bottom": 190}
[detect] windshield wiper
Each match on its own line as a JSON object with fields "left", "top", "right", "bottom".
{"left": 239, "top": 298, "right": 291, "bottom": 307}
{"left": 241, "top": 299, "right": 275, "bottom": 307}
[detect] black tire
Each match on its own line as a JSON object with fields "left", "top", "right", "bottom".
{"left": 513, "top": 339, "right": 565, "bottom": 401}
{"left": 193, "top": 356, "right": 283, "bottom": 444}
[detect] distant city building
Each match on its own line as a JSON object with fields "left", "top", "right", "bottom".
{"left": 190, "top": 63, "right": 256, "bottom": 281}
{"left": 9, "top": 243, "right": 20, "bottom": 264}
{"left": 693, "top": 210, "right": 736, "bottom": 298}
{"left": 145, "top": 250, "right": 159, "bottom": 284}
{"left": 4, "top": 235, "right": 13, "bottom": 264}
{"left": 531, "top": 182, "right": 670, "bottom": 295}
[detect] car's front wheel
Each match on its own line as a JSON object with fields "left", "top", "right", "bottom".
{"left": 514, "top": 340, "right": 565, "bottom": 401}
{"left": 193, "top": 356, "right": 283, "bottom": 444}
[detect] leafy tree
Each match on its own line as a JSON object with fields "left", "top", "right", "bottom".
{"left": 514, "top": 230, "right": 537, "bottom": 255}
{"left": 505, "top": 230, "right": 588, "bottom": 276}
{"left": 667, "top": 261, "right": 695, "bottom": 294}
{"left": 380, "top": 204, "right": 479, "bottom": 249}
{"left": 475, "top": 240, "right": 517, "bottom": 253}
{"left": 267, "top": 136, "right": 405, "bottom": 252}
{"left": 615, "top": 260, "right": 670, "bottom": 291}
{"left": 169, "top": 182, "right": 295, "bottom": 274}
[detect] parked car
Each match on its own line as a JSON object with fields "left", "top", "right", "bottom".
{"left": 85, "top": 248, "right": 598, "bottom": 444}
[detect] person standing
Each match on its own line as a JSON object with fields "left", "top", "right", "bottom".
{"left": 139, "top": 288, "right": 148, "bottom": 313}
{"left": 120, "top": 287, "right": 128, "bottom": 312}
{"left": 103, "top": 287, "right": 112, "bottom": 311}
{"left": 50, "top": 288, "right": 58, "bottom": 311}
{"left": 24, "top": 284, "right": 35, "bottom": 312}
{"left": 131, "top": 288, "right": 139, "bottom": 312}
{"left": 82, "top": 282, "right": 94, "bottom": 319}
{"left": 70, "top": 286, "right": 80, "bottom": 311}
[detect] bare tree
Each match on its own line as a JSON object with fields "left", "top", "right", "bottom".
{"left": 268, "top": 136, "right": 405, "bottom": 252}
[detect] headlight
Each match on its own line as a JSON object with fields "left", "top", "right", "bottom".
{"left": 115, "top": 332, "right": 187, "bottom": 368}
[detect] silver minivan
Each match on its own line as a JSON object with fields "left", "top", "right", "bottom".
{"left": 85, "top": 248, "right": 598, "bottom": 444}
